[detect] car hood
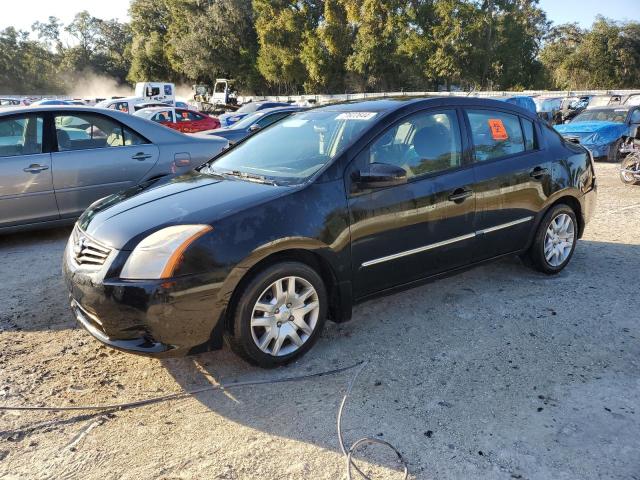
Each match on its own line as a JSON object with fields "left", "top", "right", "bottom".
{"left": 78, "top": 171, "right": 290, "bottom": 250}
{"left": 555, "top": 121, "right": 627, "bottom": 145}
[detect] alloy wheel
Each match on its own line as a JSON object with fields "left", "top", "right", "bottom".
{"left": 250, "top": 276, "right": 320, "bottom": 357}
{"left": 543, "top": 213, "right": 575, "bottom": 267}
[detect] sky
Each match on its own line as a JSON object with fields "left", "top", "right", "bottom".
{"left": 1, "top": 0, "right": 640, "bottom": 34}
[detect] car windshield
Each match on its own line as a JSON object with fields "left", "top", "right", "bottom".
{"left": 534, "top": 98, "right": 561, "bottom": 112}
{"left": 235, "top": 103, "right": 260, "bottom": 114}
{"left": 572, "top": 108, "right": 628, "bottom": 123}
{"left": 231, "top": 111, "right": 268, "bottom": 129}
{"left": 201, "top": 109, "right": 379, "bottom": 185}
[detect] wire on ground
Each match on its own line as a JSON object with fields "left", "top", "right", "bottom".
{"left": 1, "top": 360, "right": 410, "bottom": 479}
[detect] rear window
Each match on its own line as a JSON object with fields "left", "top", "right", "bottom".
{"left": 467, "top": 110, "right": 525, "bottom": 161}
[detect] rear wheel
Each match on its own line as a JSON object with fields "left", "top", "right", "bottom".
{"left": 225, "top": 262, "right": 327, "bottom": 367}
{"left": 524, "top": 204, "right": 578, "bottom": 275}
{"left": 620, "top": 153, "right": 640, "bottom": 185}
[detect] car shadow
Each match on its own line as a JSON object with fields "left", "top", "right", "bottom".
{"left": 2, "top": 238, "right": 639, "bottom": 477}
{"left": 158, "top": 239, "right": 640, "bottom": 477}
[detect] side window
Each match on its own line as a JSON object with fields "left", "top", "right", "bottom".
{"left": 177, "top": 110, "right": 191, "bottom": 122}
{"left": 521, "top": 118, "right": 537, "bottom": 151}
{"left": 256, "top": 112, "right": 290, "bottom": 128}
{"left": 467, "top": 110, "right": 525, "bottom": 161}
{"left": 54, "top": 113, "right": 143, "bottom": 151}
{"left": 0, "top": 115, "right": 43, "bottom": 157}
{"left": 123, "top": 127, "right": 146, "bottom": 146}
{"left": 630, "top": 109, "right": 640, "bottom": 124}
{"left": 360, "top": 109, "right": 462, "bottom": 179}
{"left": 115, "top": 102, "right": 129, "bottom": 113}
{"left": 187, "top": 111, "right": 204, "bottom": 121}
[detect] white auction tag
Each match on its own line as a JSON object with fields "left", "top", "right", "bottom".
{"left": 336, "top": 112, "right": 377, "bottom": 120}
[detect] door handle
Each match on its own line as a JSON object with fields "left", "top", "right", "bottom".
{"left": 23, "top": 164, "right": 49, "bottom": 173}
{"left": 530, "top": 166, "right": 549, "bottom": 179}
{"left": 448, "top": 188, "right": 473, "bottom": 203}
{"left": 131, "top": 152, "right": 152, "bottom": 161}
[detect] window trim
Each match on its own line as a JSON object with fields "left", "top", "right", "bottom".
{"left": 50, "top": 110, "right": 151, "bottom": 153}
{"left": 519, "top": 116, "right": 539, "bottom": 152}
{"left": 346, "top": 106, "right": 471, "bottom": 194}
{"left": 463, "top": 107, "right": 539, "bottom": 165}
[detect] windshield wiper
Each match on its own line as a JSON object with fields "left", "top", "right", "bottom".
{"left": 219, "top": 169, "right": 278, "bottom": 186}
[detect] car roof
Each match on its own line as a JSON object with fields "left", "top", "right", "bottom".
{"left": 585, "top": 105, "right": 631, "bottom": 111}
{"left": 312, "top": 96, "right": 538, "bottom": 118}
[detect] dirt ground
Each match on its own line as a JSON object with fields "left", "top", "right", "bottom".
{"left": 0, "top": 163, "right": 638, "bottom": 480}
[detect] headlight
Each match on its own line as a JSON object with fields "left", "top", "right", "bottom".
{"left": 120, "top": 225, "right": 212, "bottom": 280}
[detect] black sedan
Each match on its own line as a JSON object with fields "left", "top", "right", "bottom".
{"left": 63, "top": 97, "right": 597, "bottom": 367}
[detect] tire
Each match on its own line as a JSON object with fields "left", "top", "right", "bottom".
{"left": 225, "top": 261, "right": 327, "bottom": 367}
{"left": 620, "top": 154, "right": 640, "bottom": 185}
{"left": 524, "top": 204, "right": 578, "bottom": 275}
{"left": 607, "top": 139, "right": 623, "bottom": 163}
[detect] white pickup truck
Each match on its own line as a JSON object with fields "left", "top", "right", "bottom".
{"left": 96, "top": 82, "right": 176, "bottom": 114}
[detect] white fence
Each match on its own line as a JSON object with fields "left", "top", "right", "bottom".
{"left": 240, "top": 89, "right": 640, "bottom": 105}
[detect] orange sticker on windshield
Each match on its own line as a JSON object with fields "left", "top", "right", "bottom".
{"left": 488, "top": 119, "right": 508, "bottom": 140}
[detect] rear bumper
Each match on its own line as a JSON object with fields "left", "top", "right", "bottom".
{"left": 580, "top": 184, "right": 597, "bottom": 233}
{"left": 63, "top": 241, "right": 226, "bottom": 357}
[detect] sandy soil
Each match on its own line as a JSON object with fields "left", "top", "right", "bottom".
{"left": 0, "top": 163, "right": 638, "bottom": 480}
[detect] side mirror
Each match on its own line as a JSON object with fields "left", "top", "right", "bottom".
{"left": 355, "top": 162, "right": 407, "bottom": 189}
{"left": 248, "top": 124, "right": 261, "bottom": 132}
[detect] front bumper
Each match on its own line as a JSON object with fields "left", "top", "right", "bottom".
{"left": 63, "top": 239, "right": 226, "bottom": 357}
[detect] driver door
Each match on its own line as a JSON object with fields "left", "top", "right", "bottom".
{"left": 347, "top": 108, "right": 477, "bottom": 298}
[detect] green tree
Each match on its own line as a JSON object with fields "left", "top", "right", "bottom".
{"left": 300, "top": 0, "right": 352, "bottom": 93}
{"left": 128, "top": 0, "right": 180, "bottom": 82}
{"left": 253, "top": 0, "right": 319, "bottom": 94}
{"left": 345, "top": 0, "right": 405, "bottom": 91}
{"left": 171, "top": 0, "right": 261, "bottom": 93}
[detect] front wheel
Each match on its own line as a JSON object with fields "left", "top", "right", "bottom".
{"left": 608, "top": 139, "right": 623, "bottom": 163}
{"left": 226, "top": 262, "right": 327, "bottom": 367}
{"left": 524, "top": 205, "right": 578, "bottom": 275}
{"left": 620, "top": 153, "right": 640, "bottom": 185}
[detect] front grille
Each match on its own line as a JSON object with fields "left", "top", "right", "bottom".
{"left": 71, "top": 227, "right": 112, "bottom": 267}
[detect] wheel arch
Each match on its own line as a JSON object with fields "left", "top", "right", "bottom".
{"left": 541, "top": 192, "right": 585, "bottom": 238}
{"left": 223, "top": 247, "right": 352, "bottom": 336}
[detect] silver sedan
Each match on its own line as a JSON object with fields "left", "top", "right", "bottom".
{"left": 0, "top": 105, "right": 228, "bottom": 233}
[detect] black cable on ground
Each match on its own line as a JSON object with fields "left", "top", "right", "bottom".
{"left": 337, "top": 361, "right": 410, "bottom": 480}
{"left": 0, "top": 362, "right": 362, "bottom": 412}
{"left": 1, "top": 359, "right": 410, "bottom": 479}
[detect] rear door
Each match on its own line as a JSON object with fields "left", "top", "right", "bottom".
{"left": 465, "top": 108, "right": 553, "bottom": 260}
{"left": 0, "top": 113, "right": 59, "bottom": 228}
{"left": 51, "top": 111, "right": 160, "bottom": 218}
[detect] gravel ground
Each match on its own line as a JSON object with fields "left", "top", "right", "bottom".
{"left": 0, "top": 163, "right": 638, "bottom": 480}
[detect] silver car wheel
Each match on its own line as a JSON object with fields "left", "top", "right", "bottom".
{"left": 543, "top": 213, "right": 575, "bottom": 267}
{"left": 250, "top": 276, "right": 320, "bottom": 357}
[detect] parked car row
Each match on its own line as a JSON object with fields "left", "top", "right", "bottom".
{"left": 56, "top": 97, "right": 596, "bottom": 367}
{"left": 0, "top": 105, "right": 228, "bottom": 233}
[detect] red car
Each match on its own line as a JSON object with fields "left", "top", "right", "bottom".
{"left": 135, "top": 107, "right": 220, "bottom": 133}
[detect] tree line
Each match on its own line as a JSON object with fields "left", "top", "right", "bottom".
{"left": 1, "top": 0, "right": 639, "bottom": 96}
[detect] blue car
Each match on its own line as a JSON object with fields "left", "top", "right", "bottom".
{"left": 503, "top": 96, "right": 537, "bottom": 114}
{"left": 555, "top": 106, "right": 640, "bottom": 162}
{"left": 31, "top": 99, "right": 73, "bottom": 106}
{"left": 218, "top": 101, "right": 290, "bottom": 127}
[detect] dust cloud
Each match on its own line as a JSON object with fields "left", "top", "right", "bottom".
{"left": 64, "top": 71, "right": 133, "bottom": 99}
